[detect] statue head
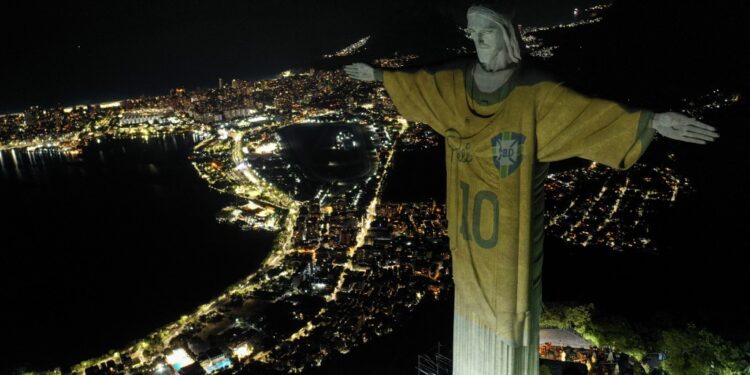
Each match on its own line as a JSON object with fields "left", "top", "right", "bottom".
{"left": 466, "top": 4, "right": 521, "bottom": 72}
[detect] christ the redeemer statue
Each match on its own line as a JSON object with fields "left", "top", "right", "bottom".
{"left": 344, "top": 3, "right": 719, "bottom": 374}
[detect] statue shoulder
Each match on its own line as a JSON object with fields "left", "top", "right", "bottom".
{"left": 515, "top": 64, "right": 560, "bottom": 87}
{"left": 428, "top": 57, "right": 475, "bottom": 73}
{"left": 399, "top": 57, "right": 473, "bottom": 75}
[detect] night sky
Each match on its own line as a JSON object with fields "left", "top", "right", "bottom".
{"left": 1, "top": 0, "right": 610, "bottom": 114}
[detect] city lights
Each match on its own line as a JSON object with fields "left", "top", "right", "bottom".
{"left": 165, "top": 348, "right": 195, "bottom": 371}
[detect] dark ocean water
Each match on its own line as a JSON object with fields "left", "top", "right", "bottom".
{"left": 0, "top": 135, "right": 275, "bottom": 371}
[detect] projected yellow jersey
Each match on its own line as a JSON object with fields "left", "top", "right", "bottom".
{"left": 382, "top": 60, "right": 656, "bottom": 374}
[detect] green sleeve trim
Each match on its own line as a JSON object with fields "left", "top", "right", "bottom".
{"left": 374, "top": 69, "right": 384, "bottom": 82}
{"left": 619, "top": 110, "right": 657, "bottom": 170}
{"left": 637, "top": 110, "right": 657, "bottom": 153}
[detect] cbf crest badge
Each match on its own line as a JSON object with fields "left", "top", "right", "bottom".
{"left": 491, "top": 132, "right": 526, "bottom": 178}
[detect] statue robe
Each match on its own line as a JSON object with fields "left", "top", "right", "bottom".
{"left": 382, "top": 60, "right": 655, "bottom": 375}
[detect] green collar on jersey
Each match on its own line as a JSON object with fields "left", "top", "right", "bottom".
{"left": 464, "top": 62, "right": 521, "bottom": 106}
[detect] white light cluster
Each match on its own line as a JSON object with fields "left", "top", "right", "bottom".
{"left": 324, "top": 36, "right": 371, "bottom": 58}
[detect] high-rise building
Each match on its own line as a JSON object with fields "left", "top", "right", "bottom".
{"left": 23, "top": 106, "right": 42, "bottom": 128}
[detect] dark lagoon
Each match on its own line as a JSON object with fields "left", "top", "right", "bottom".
{"left": 277, "top": 123, "right": 379, "bottom": 198}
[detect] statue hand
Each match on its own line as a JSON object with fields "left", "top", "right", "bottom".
{"left": 652, "top": 112, "right": 719, "bottom": 144}
{"left": 343, "top": 63, "right": 376, "bottom": 82}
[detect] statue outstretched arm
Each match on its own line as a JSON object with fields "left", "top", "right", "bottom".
{"left": 536, "top": 82, "right": 721, "bottom": 170}
{"left": 651, "top": 112, "right": 719, "bottom": 144}
{"left": 535, "top": 82, "right": 658, "bottom": 170}
{"left": 343, "top": 62, "right": 460, "bottom": 136}
{"left": 343, "top": 63, "right": 379, "bottom": 82}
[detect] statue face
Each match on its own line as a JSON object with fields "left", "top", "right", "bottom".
{"left": 466, "top": 12, "right": 508, "bottom": 70}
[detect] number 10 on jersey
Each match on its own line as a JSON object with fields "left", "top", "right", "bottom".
{"left": 459, "top": 180, "right": 500, "bottom": 249}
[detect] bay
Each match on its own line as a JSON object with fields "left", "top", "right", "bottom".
{"left": 0, "top": 135, "right": 275, "bottom": 371}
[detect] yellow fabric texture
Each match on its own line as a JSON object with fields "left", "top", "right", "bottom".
{"left": 383, "top": 63, "right": 655, "bottom": 348}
